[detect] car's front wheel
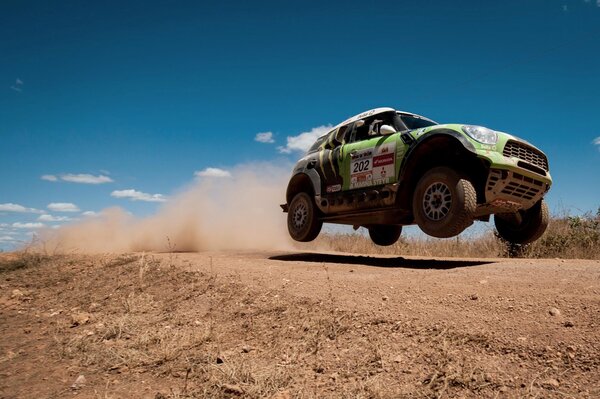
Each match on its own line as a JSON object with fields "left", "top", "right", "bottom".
{"left": 412, "top": 167, "right": 476, "bottom": 238}
{"left": 368, "top": 225, "right": 402, "bottom": 246}
{"left": 287, "top": 192, "right": 323, "bottom": 242}
{"left": 494, "top": 199, "right": 549, "bottom": 245}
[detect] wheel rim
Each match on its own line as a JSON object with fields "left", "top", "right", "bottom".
{"left": 423, "top": 182, "right": 452, "bottom": 221}
{"left": 292, "top": 200, "right": 308, "bottom": 229}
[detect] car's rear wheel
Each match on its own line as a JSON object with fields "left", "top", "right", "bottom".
{"left": 494, "top": 199, "right": 549, "bottom": 245}
{"left": 287, "top": 192, "right": 322, "bottom": 242}
{"left": 412, "top": 167, "right": 476, "bottom": 238}
{"left": 368, "top": 225, "right": 402, "bottom": 246}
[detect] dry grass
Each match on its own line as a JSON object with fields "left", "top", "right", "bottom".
{"left": 51, "top": 255, "right": 364, "bottom": 397}
{"left": 313, "top": 211, "right": 600, "bottom": 260}
{"left": 3, "top": 252, "right": 599, "bottom": 398}
{"left": 0, "top": 250, "right": 52, "bottom": 273}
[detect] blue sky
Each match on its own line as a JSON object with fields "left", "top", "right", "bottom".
{"left": 1, "top": 0, "right": 599, "bottom": 249}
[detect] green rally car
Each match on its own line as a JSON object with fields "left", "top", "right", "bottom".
{"left": 281, "top": 107, "right": 552, "bottom": 246}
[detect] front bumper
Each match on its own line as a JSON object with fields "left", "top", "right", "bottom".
{"left": 474, "top": 140, "right": 552, "bottom": 215}
{"left": 485, "top": 168, "right": 549, "bottom": 208}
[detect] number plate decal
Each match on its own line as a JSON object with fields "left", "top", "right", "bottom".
{"left": 349, "top": 142, "right": 395, "bottom": 189}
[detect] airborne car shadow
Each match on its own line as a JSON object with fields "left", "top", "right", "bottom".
{"left": 269, "top": 252, "right": 494, "bottom": 270}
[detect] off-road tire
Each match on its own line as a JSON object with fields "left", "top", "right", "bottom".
{"left": 368, "top": 225, "right": 402, "bottom": 246}
{"left": 287, "top": 192, "right": 322, "bottom": 242}
{"left": 412, "top": 167, "right": 476, "bottom": 238}
{"left": 495, "top": 199, "right": 549, "bottom": 245}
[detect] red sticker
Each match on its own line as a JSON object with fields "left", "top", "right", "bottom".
{"left": 373, "top": 153, "right": 394, "bottom": 167}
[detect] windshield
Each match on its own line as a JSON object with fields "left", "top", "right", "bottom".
{"left": 399, "top": 113, "right": 437, "bottom": 130}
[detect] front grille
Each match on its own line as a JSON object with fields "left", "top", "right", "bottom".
{"left": 500, "top": 172, "right": 544, "bottom": 201}
{"left": 503, "top": 140, "right": 549, "bottom": 172}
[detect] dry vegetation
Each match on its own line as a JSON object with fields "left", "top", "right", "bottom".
{"left": 314, "top": 211, "right": 600, "bottom": 260}
{"left": 1, "top": 250, "right": 599, "bottom": 398}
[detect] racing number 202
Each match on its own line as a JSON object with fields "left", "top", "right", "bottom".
{"left": 353, "top": 159, "right": 370, "bottom": 173}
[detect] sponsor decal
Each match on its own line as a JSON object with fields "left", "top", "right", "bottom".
{"left": 326, "top": 184, "right": 342, "bottom": 193}
{"left": 373, "top": 153, "right": 394, "bottom": 167}
{"left": 349, "top": 142, "right": 396, "bottom": 189}
{"left": 356, "top": 109, "right": 376, "bottom": 119}
{"left": 351, "top": 174, "right": 375, "bottom": 188}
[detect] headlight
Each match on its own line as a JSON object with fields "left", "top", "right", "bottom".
{"left": 461, "top": 125, "right": 498, "bottom": 145}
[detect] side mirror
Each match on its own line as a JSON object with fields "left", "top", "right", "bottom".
{"left": 380, "top": 124, "right": 396, "bottom": 135}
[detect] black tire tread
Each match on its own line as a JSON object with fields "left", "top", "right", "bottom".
{"left": 447, "top": 179, "right": 477, "bottom": 237}
{"left": 368, "top": 225, "right": 402, "bottom": 246}
{"left": 412, "top": 167, "right": 476, "bottom": 238}
{"left": 495, "top": 200, "right": 549, "bottom": 245}
{"left": 287, "top": 192, "right": 322, "bottom": 242}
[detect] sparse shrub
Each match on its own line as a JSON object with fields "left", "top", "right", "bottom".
{"left": 527, "top": 209, "right": 600, "bottom": 259}
{"left": 0, "top": 250, "right": 51, "bottom": 273}
{"left": 308, "top": 208, "right": 600, "bottom": 260}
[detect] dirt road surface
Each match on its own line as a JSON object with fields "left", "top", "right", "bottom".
{"left": 1, "top": 251, "right": 599, "bottom": 398}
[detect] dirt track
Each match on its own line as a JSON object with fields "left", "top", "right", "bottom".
{"left": 1, "top": 251, "right": 599, "bottom": 398}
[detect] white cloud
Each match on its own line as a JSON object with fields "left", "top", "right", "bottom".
{"left": 42, "top": 173, "right": 113, "bottom": 184}
{"left": 277, "top": 125, "right": 332, "bottom": 154}
{"left": 0, "top": 203, "right": 44, "bottom": 214}
{"left": 38, "top": 214, "right": 71, "bottom": 222}
{"left": 12, "top": 222, "right": 45, "bottom": 229}
{"left": 593, "top": 136, "right": 600, "bottom": 150}
{"left": 255, "top": 131, "right": 275, "bottom": 143}
{"left": 194, "top": 167, "right": 232, "bottom": 178}
{"left": 111, "top": 189, "right": 167, "bottom": 203}
{"left": 0, "top": 235, "right": 19, "bottom": 243}
{"left": 48, "top": 202, "right": 80, "bottom": 212}
{"left": 81, "top": 211, "right": 98, "bottom": 217}
{"left": 10, "top": 78, "right": 23, "bottom": 92}
{"left": 41, "top": 174, "right": 58, "bottom": 182}
{"left": 61, "top": 173, "right": 113, "bottom": 184}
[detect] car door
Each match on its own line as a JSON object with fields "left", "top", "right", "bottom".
{"left": 340, "top": 120, "right": 400, "bottom": 192}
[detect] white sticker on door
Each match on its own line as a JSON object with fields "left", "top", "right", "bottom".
{"left": 349, "top": 142, "right": 395, "bottom": 189}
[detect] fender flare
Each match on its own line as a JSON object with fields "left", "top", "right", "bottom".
{"left": 286, "top": 168, "right": 322, "bottom": 203}
{"left": 398, "top": 128, "right": 477, "bottom": 182}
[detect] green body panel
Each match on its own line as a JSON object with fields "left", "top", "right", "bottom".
{"left": 314, "top": 121, "right": 552, "bottom": 199}
{"left": 339, "top": 134, "right": 406, "bottom": 191}
{"left": 407, "top": 124, "right": 553, "bottom": 185}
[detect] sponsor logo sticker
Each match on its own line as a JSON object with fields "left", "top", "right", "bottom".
{"left": 373, "top": 153, "right": 394, "bottom": 167}
{"left": 326, "top": 184, "right": 342, "bottom": 193}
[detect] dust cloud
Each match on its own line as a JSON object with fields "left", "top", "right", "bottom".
{"left": 40, "top": 162, "right": 296, "bottom": 253}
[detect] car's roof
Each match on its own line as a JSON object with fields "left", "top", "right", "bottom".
{"left": 332, "top": 107, "right": 434, "bottom": 131}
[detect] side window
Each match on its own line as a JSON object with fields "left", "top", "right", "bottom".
{"left": 321, "top": 126, "right": 344, "bottom": 150}
{"left": 307, "top": 135, "right": 327, "bottom": 153}
{"left": 334, "top": 125, "right": 349, "bottom": 144}
{"left": 348, "top": 111, "right": 397, "bottom": 143}
{"left": 349, "top": 119, "right": 371, "bottom": 143}
{"left": 321, "top": 124, "right": 353, "bottom": 150}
